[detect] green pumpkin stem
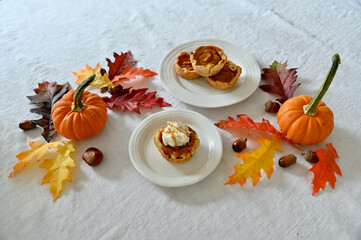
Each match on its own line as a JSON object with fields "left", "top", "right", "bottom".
{"left": 72, "top": 74, "right": 96, "bottom": 112}
{"left": 303, "top": 54, "right": 340, "bottom": 116}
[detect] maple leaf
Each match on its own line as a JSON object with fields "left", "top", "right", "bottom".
{"left": 309, "top": 143, "right": 341, "bottom": 195}
{"left": 40, "top": 141, "right": 76, "bottom": 202}
{"left": 9, "top": 141, "right": 62, "bottom": 177}
{"left": 226, "top": 136, "right": 282, "bottom": 186}
{"left": 26, "top": 81, "right": 72, "bottom": 142}
{"left": 111, "top": 65, "right": 158, "bottom": 86}
{"left": 106, "top": 51, "right": 137, "bottom": 80}
{"left": 102, "top": 88, "right": 171, "bottom": 114}
{"left": 73, "top": 63, "right": 113, "bottom": 89}
{"left": 260, "top": 60, "right": 301, "bottom": 103}
{"left": 215, "top": 114, "right": 302, "bottom": 150}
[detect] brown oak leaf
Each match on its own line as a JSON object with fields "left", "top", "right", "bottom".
{"left": 25, "top": 81, "right": 72, "bottom": 142}
{"left": 260, "top": 61, "right": 300, "bottom": 103}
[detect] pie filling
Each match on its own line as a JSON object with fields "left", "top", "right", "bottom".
{"left": 208, "top": 62, "right": 238, "bottom": 82}
{"left": 193, "top": 46, "right": 222, "bottom": 66}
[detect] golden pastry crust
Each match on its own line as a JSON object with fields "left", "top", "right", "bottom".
{"left": 206, "top": 61, "right": 242, "bottom": 89}
{"left": 153, "top": 126, "right": 200, "bottom": 163}
{"left": 190, "top": 46, "right": 227, "bottom": 77}
{"left": 174, "top": 52, "right": 200, "bottom": 80}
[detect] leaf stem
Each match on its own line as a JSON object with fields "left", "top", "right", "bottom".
{"left": 72, "top": 74, "right": 95, "bottom": 112}
{"left": 303, "top": 54, "right": 340, "bottom": 116}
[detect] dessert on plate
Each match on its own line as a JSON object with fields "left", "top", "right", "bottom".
{"left": 206, "top": 60, "right": 242, "bottom": 89}
{"left": 174, "top": 52, "right": 200, "bottom": 80}
{"left": 190, "top": 46, "right": 227, "bottom": 77}
{"left": 154, "top": 121, "right": 200, "bottom": 163}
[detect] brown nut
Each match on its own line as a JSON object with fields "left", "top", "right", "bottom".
{"left": 82, "top": 147, "right": 103, "bottom": 166}
{"left": 279, "top": 154, "right": 297, "bottom": 167}
{"left": 232, "top": 138, "right": 247, "bottom": 152}
{"left": 19, "top": 120, "right": 36, "bottom": 130}
{"left": 265, "top": 101, "right": 280, "bottom": 113}
{"left": 301, "top": 150, "right": 319, "bottom": 163}
{"left": 108, "top": 84, "right": 123, "bottom": 95}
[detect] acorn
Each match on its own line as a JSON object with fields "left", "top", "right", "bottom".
{"left": 265, "top": 100, "right": 280, "bottom": 113}
{"left": 232, "top": 138, "right": 247, "bottom": 152}
{"left": 279, "top": 154, "right": 297, "bottom": 167}
{"left": 302, "top": 150, "right": 319, "bottom": 163}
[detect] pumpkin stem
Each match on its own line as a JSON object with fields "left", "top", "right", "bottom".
{"left": 303, "top": 54, "right": 340, "bottom": 116}
{"left": 72, "top": 74, "right": 96, "bottom": 112}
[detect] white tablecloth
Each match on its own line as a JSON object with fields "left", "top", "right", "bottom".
{"left": 1, "top": 0, "right": 361, "bottom": 239}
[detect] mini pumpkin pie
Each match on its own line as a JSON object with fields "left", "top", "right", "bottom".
{"left": 206, "top": 60, "right": 242, "bottom": 89}
{"left": 190, "top": 46, "right": 227, "bottom": 77}
{"left": 174, "top": 52, "right": 200, "bottom": 80}
{"left": 154, "top": 121, "right": 200, "bottom": 163}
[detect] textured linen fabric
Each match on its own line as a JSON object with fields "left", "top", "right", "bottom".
{"left": 1, "top": 0, "right": 361, "bottom": 239}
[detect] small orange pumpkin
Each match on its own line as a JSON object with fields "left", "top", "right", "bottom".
{"left": 52, "top": 74, "right": 108, "bottom": 139}
{"left": 277, "top": 54, "right": 340, "bottom": 145}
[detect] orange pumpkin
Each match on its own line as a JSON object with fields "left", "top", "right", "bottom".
{"left": 277, "top": 54, "right": 340, "bottom": 145}
{"left": 52, "top": 74, "right": 108, "bottom": 139}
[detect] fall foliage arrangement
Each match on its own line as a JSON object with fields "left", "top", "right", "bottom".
{"left": 216, "top": 53, "right": 342, "bottom": 195}
{"left": 12, "top": 51, "right": 171, "bottom": 201}
{"left": 11, "top": 45, "right": 342, "bottom": 201}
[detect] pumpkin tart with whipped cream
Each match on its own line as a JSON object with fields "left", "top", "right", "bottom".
{"left": 190, "top": 46, "right": 227, "bottom": 77}
{"left": 154, "top": 121, "right": 200, "bottom": 163}
{"left": 206, "top": 60, "right": 242, "bottom": 89}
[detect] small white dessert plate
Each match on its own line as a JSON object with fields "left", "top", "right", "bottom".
{"left": 159, "top": 39, "right": 261, "bottom": 108}
{"left": 128, "top": 109, "right": 223, "bottom": 187}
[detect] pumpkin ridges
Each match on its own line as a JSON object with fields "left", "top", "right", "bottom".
{"left": 51, "top": 74, "right": 108, "bottom": 140}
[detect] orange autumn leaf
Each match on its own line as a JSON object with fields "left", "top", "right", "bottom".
{"left": 40, "top": 141, "right": 76, "bottom": 202}
{"left": 111, "top": 65, "right": 157, "bottom": 86}
{"left": 73, "top": 63, "right": 113, "bottom": 89}
{"left": 9, "top": 141, "right": 62, "bottom": 177}
{"left": 309, "top": 143, "right": 341, "bottom": 195}
{"left": 226, "top": 136, "right": 282, "bottom": 186}
{"left": 215, "top": 114, "right": 302, "bottom": 150}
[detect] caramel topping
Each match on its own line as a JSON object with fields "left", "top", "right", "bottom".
{"left": 193, "top": 46, "right": 222, "bottom": 66}
{"left": 209, "top": 62, "right": 238, "bottom": 82}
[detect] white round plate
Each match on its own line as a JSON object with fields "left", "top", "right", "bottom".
{"left": 159, "top": 39, "right": 261, "bottom": 108}
{"left": 129, "top": 109, "right": 222, "bottom": 187}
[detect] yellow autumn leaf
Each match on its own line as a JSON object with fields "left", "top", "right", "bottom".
{"left": 73, "top": 63, "right": 113, "bottom": 89}
{"left": 40, "top": 141, "right": 76, "bottom": 202}
{"left": 226, "top": 135, "right": 282, "bottom": 186}
{"left": 9, "top": 141, "right": 62, "bottom": 177}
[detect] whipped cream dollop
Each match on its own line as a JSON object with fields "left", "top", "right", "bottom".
{"left": 162, "top": 121, "right": 190, "bottom": 147}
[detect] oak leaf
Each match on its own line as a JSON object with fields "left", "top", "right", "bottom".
{"left": 111, "top": 65, "right": 158, "bottom": 86}
{"left": 9, "top": 141, "right": 62, "bottom": 177}
{"left": 226, "top": 136, "right": 282, "bottom": 186}
{"left": 73, "top": 63, "right": 113, "bottom": 89}
{"left": 9, "top": 140, "right": 75, "bottom": 202}
{"left": 40, "top": 141, "right": 76, "bottom": 202}
{"left": 309, "top": 143, "right": 341, "bottom": 195}
{"left": 102, "top": 88, "right": 171, "bottom": 114}
{"left": 106, "top": 51, "right": 137, "bottom": 80}
{"left": 260, "top": 61, "right": 300, "bottom": 103}
{"left": 25, "top": 81, "right": 72, "bottom": 142}
{"left": 215, "top": 114, "right": 301, "bottom": 150}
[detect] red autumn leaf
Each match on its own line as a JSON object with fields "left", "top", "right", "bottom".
{"left": 102, "top": 88, "right": 171, "bottom": 114}
{"left": 215, "top": 114, "right": 302, "bottom": 150}
{"left": 106, "top": 51, "right": 137, "bottom": 80}
{"left": 260, "top": 60, "right": 300, "bottom": 103}
{"left": 309, "top": 143, "right": 341, "bottom": 195}
{"left": 111, "top": 65, "right": 158, "bottom": 86}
